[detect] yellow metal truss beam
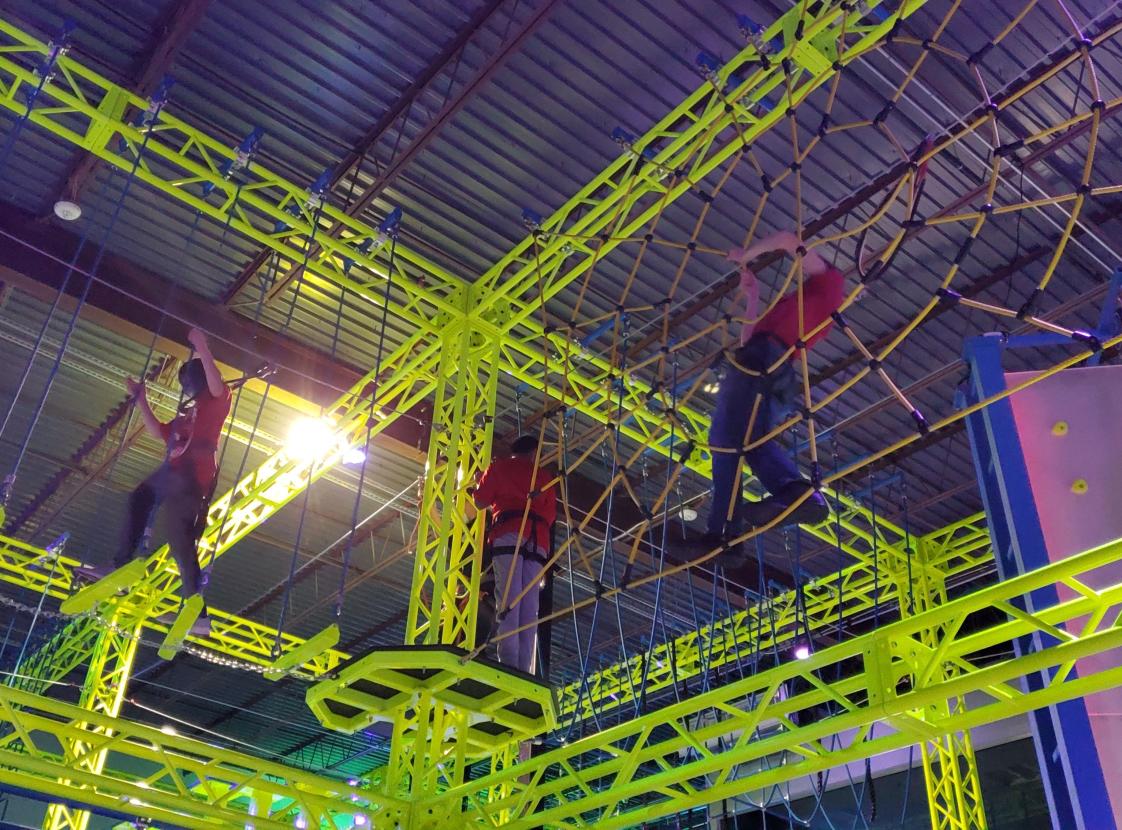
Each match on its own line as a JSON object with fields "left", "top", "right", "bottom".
{"left": 473, "top": 0, "right": 925, "bottom": 323}
{"left": 405, "top": 320, "right": 498, "bottom": 649}
{"left": 0, "top": 18, "right": 468, "bottom": 329}
{"left": 446, "top": 535, "right": 1122, "bottom": 830}
{"left": 38, "top": 611, "right": 142, "bottom": 830}
{"left": 0, "top": 533, "right": 352, "bottom": 679}
{"left": 0, "top": 510, "right": 992, "bottom": 720}
{"left": 558, "top": 512, "right": 993, "bottom": 722}
{"left": 0, "top": 683, "right": 402, "bottom": 830}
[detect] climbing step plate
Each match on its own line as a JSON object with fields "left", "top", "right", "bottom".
{"left": 306, "top": 645, "right": 555, "bottom": 754}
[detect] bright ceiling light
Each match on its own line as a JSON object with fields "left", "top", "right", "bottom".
{"left": 793, "top": 642, "right": 811, "bottom": 661}
{"left": 53, "top": 199, "right": 81, "bottom": 221}
{"left": 679, "top": 506, "right": 698, "bottom": 522}
{"left": 286, "top": 417, "right": 340, "bottom": 463}
{"left": 341, "top": 446, "right": 366, "bottom": 466}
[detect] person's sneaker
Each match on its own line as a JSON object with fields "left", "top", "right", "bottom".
{"left": 190, "top": 614, "right": 212, "bottom": 638}
{"left": 71, "top": 563, "right": 112, "bottom": 583}
{"left": 677, "top": 530, "right": 743, "bottom": 562}
{"left": 741, "top": 483, "right": 830, "bottom": 527}
{"left": 774, "top": 483, "right": 830, "bottom": 525}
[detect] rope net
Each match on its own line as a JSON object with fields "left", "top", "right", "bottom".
{"left": 477, "top": 0, "right": 1122, "bottom": 743}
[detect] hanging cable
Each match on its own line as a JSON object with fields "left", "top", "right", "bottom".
{"left": 0, "top": 77, "right": 173, "bottom": 517}
{"left": 10, "top": 532, "right": 67, "bottom": 676}
{"left": 334, "top": 213, "right": 402, "bottom": 621}
{"left": 0, "top": 165, "right": 118, "bottom": 450}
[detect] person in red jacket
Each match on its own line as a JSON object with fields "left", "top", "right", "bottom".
{"left": 703, "top": 230, "right": 839, "bottom": 555}
{"left": 77, "top": 328, "right": 230, "bottom": 635}
{"left": 472, "top": 434, "right": 557, "bottom": 675}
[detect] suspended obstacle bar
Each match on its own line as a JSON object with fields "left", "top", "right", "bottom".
{"left": 156, "top": 593, "right": 205, "bottom": 660}
{"left": 59, "top": 559, "right": 146, "bottom": 616}
{"left": 0, "top": 531, "right": 348, "bottom": 678}
{"left": 265, "top": 622, "right": 339, "bottom": 680}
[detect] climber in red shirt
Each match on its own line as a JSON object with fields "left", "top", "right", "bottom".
{"left": 79, "top": 327, "right": 230, "bottom": 635}
{"left": 472, "top": 434, "right": 557, "bottom": 675}
{"left": 703, "top": 230, "right": 842, "bottom": 556}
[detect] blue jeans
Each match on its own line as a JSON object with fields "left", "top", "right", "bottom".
{"left": 706, "top": 335, "right": 802, "bottom": 537}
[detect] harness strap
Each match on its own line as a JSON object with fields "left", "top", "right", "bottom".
{"left": 493, "top": 509, "right": 549, "bottom": 527}
{"left": 490, "top": 509, "right": 551, "bottom": 564}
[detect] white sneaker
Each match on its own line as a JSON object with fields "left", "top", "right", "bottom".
{"left": 190, "top": 615, "right": 212, "bottom": 638}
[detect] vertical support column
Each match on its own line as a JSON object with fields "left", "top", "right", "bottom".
{"left": 385, "top": 310, "right": 499, "bottom": 817}
{"left": 41, "top": 612, "right": 142, "bottom": 830}
{"left": 405, "top": 318, "right": 497, "bottom": 648}
{"left": 900, "top": 539, "right": 987, "bottom": 830}
{"left": 962, "top": 333, "right": 1114, "bottom": 830}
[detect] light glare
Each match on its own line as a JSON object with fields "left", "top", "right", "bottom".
{"left": 287, "top": 417, "right": 340, "bottom": 462}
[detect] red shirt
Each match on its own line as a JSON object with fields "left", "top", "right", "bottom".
{"left": 158, "top": 386, "right": 232, "bottom": 489}
{"left": 753, "top": 265, "right": 845, "bottom": 349}
{"left": 473, "top": 454, "right": 557, "bottom": 553}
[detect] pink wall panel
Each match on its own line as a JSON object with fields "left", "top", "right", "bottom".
{"left": 1008, "top": 365, "right": 1122, "bottom": 823}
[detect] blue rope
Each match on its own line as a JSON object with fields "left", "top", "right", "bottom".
{"left": 0, "top": 168, "right": 116, "bottom": 449}
{"left": 270, "top": 198, "right": 334, "bottom": 655}
{"left": 80, "top": 208, "right": 206, "bottom": 565}
{"left": 558, "top": 412, "right": 601, "bottom": 739}
{"left": 11, "top": 534, "right": 66, "bottom": 676}
{"left": 335, "top": 234, "right": 399, "bottom": 620}
{"left": 561, "top": 312, "right": 638, "bottom": 734}
{"left": 197, "top": 256, "right": 277, "bottom": 595}
{"left": 636, "top": 356, "right": 680, "bottom": 712}
{"left": 2, "top": 94, "right": 168, "bottom": 508}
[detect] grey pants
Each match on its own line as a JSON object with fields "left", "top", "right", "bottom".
{"left": 491, "top": 547, "right": 546, "bottom": 674}
{"left": 116, "top": 463, "right": 205, "bottom": 596}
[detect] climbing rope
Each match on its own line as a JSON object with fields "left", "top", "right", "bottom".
{"left": 333, "top": 213, "right": 402, "bottom": 622}
{"left": 0, "top": 77, "right": 174, "bottom": 518}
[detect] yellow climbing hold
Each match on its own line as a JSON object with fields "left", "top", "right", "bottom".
{"left": 1052, "top": 421, "right": 1068, "bottom": 436}
{"left": 1072, "top": 479, "right": 1088, "bottom": 495}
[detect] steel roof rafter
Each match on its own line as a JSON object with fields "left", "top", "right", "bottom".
{"left": 221, "top": 0, "right": 522, "bottom": 305}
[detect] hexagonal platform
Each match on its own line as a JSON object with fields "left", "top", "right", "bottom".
{"left": 306, "top": 645, "right": 555, "bottom": 754}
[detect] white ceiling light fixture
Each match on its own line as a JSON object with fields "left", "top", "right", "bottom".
{"left": 53, "top": 199, "right": 82, "bottom": 221}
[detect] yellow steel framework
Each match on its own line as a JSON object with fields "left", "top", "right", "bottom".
{"left": 0, "top": 1, "right": 1104, "bottom": 828}
{"left": 0, "top": 533, "right": 1116, "bottom": 829}
{"left": 0, "top": 683, "right": 401, "bottom": 829}
{"left": 450, "top": 537, "right": 1122, "bottom": 830}
{"left": 0, "top": 513, "right": 993, "bottom": 716}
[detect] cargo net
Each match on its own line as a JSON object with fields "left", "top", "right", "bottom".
{"left": 479, "top": 0, "right": 1122, "bottom": 751}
